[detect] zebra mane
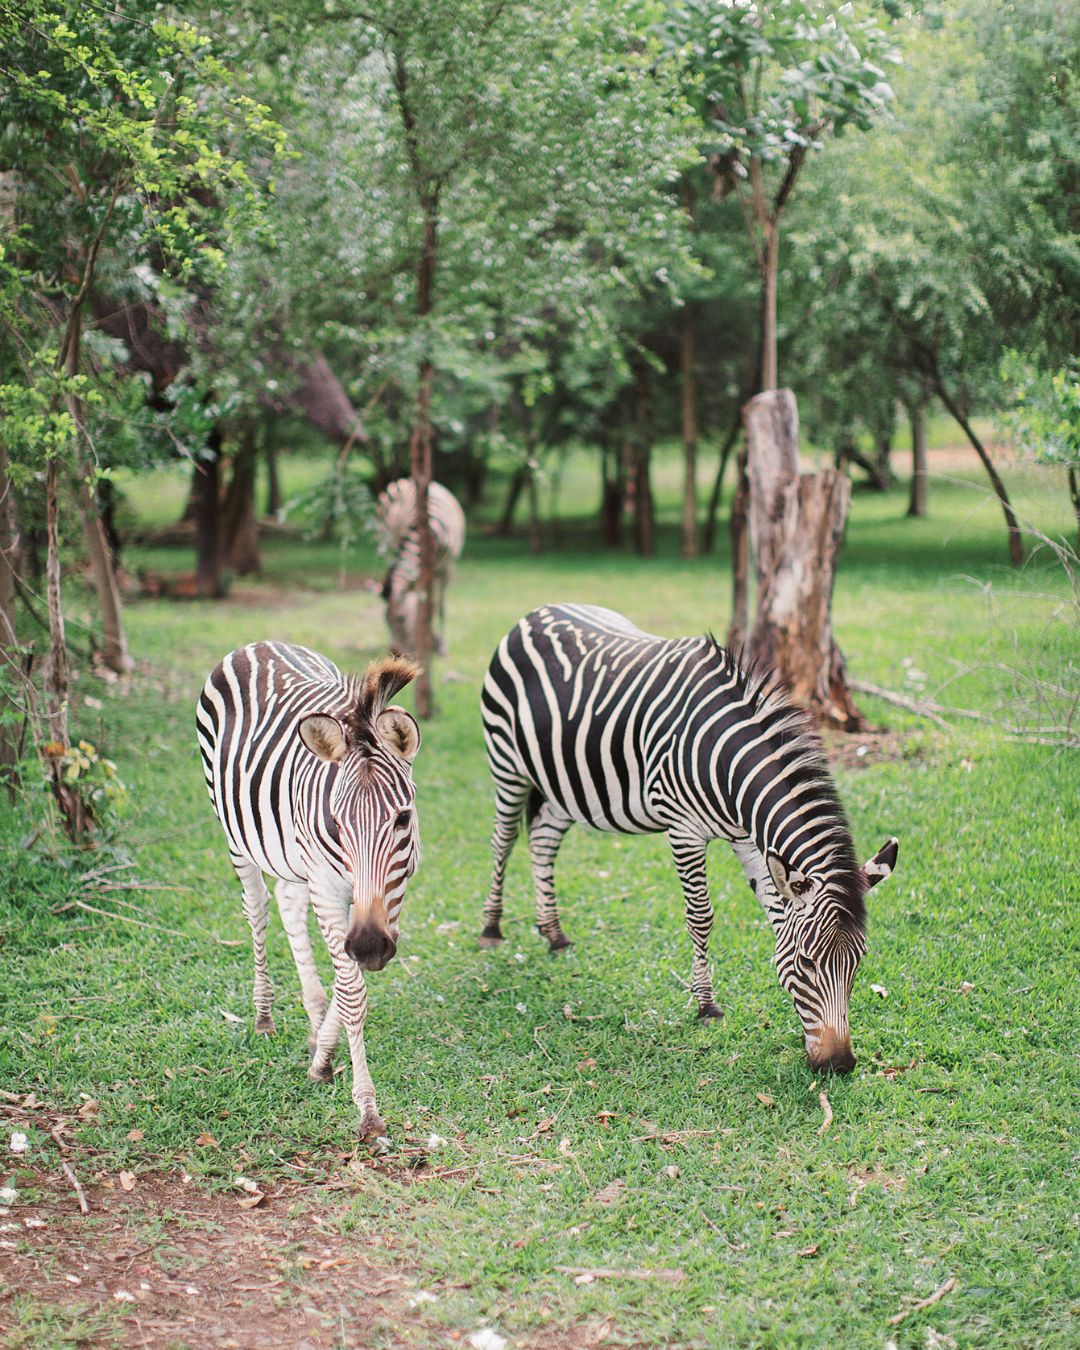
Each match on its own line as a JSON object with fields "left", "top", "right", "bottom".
{"left": 345, "top": 655, "right": 421, "bottom": 750}
{"left": 706, "top": 636, "right": 866, "bottom": 936}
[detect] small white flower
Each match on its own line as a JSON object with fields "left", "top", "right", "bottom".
{"left": 425, "top": 1133, "right": 448, "bottom": 1150}
{"left": 470, "top": 1331, "right": 507, "bottom": 1350}
{"left": 515, "top": 1002, "right": 527, "bottom": 1014}
{"left": 9, "top": 1133, "right": 28, "bottom": 1154}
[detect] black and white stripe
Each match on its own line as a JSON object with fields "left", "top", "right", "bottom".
{"left": 376, "top": 479, "right": 466, "bottom": 656}
{"left": 197, "top": 641, "right": 421, "bottom": 1138}
{"left": 480, "top": 604, "right": 897, "bottom": 1073}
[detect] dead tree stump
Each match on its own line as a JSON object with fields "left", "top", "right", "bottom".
{"left": 743, "top": 389, "right": 865, "bottom": 730}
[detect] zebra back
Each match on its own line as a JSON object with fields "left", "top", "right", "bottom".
{"left": 376, "top": 479, "right": 466, "bottom": 585}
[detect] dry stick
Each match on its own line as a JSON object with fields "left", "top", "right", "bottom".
{"left": 817, "top": 1091, "right": 833, "bottom": 1135}
{"left": 630, "top": 1127, "right": 727, "bottom": 1144}
{"left": 887, "top": 1276, "right": 957, "bottom": 1327}
{"left": 850, "top": 678, "right": 1078, "bottom": 745}
{"left": 68, "top": 899, "right": 242, "bottom": 947}
{"left": 61, "top": 1161, "right": 89, "bottom": 1215}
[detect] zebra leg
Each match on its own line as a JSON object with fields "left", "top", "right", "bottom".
{"left": 529, "top": 798, "right": 574, "bottom": 952}
{"left": 309, "top": 886, "right": 384, "bottom": 1140}
{"left": 232, "top": 858, "right": 274, "bottom": 1034}
{"left": 274, "top": 879, "right": 330, "bottom": 1053}
{"left": 385, "top": 572, "right": 413, "bottom": 656}
{"left": 308, "top": 990, "right": 341, "bottom": 1084}
{"left": 669, "top": 832, "right": 723, "bottom": 1020}
{"left": 480, "top": 779, "right": 531, "bottom": 946}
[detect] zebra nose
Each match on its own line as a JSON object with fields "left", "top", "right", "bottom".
{"left": 809, "top": 1028, "right": 855, "bottom": 1075}
{"left": 344, "top": 921, "right": 397, "bottom": 970}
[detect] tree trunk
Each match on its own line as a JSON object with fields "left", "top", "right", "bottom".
{"left": 600, "top": 440, "right": 623, "bottom": 548}
{"left": 496, "top": 465, "right": 527, "bottom": 537}
{"left": 702, "top": 409, "right": 742, "bottom": 555}
{"left": 409, "top": 190, "right": 439, "bottom": 719}
{"left": 907, "top": 395, "right": 929, "bottom": 517}
{"left": 727, "top": 441, "right": 750, "bottom": 651}
{"left": 67, "top": 311, "right": 132, "bottom": 674}
{"left": 264, "top": 428, "right": 281, "bottom": 517}
{"left": 1069, "top": 467, "right": 1080, "bottom": 551}
{"left": 680, "top": 303, "right": 698, "bottom": 558}
{"left": 527, "top": 462, "right": 542, "bottom": 555}
{"left": 933, "top": 375, "right": 1023, "bottom": 564}
{"left": 195, "top": 427, "right": 225, "bottom": 599}
{"left": 0, "top": 438, "right": 19, "bottom": 787}
{"left": 625, "top": 357, "right": 655, "bottom": 557}
{"left": 743, "top": 389, "right": 864, "bottom": 730}
{"left": 223, "top": 425, "right": 261, "bottom": 575}
{"left": 760, "top": 220, "right": 779, "bottom": 392}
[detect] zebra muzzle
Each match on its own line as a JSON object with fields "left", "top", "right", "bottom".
{"left": 344, "top": 897, "right": 396, "bottom": 970}
{"left": 807, "top": 1026, "right": 856, "bottom": 1075}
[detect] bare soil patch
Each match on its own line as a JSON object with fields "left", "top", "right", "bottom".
{"left": 0, "top": 1167, "right": 624, "bottom": 1350}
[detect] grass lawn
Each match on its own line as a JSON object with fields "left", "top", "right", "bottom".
{"left": 0, "top": 450, "right": 1077, "bottom": 1348}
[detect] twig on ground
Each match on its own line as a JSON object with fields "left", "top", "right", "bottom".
{"left": 817, "top": 1091, "right": 833, "bottom": 1135}
{"left": 555, "top": 1265, "right": 685, "bottom": 1284}
{"left": 58, "top": 899, "right": 242, "bottom": 947}
{"left": 630, "top": 1127, "right": 727, "bottom": 1144}
{"left": 61, "top": 1161, "right": 89, "bottom": 1214}
{"left": 850, "top": 679, "right": 1078, "bottom": 747}
{"left": 887, "top": 1276, "right": 957, "bottom": 1326}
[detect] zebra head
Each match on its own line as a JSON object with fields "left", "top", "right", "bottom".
{"left": 298, "top": 657, "right": 422, "bottom": 972}
{"left": 768, "top": 837, "right": 898, "bottom": 1074}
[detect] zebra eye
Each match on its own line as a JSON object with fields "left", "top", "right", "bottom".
{"left": 394, "top": 810, "right": 412, "bottom": 830}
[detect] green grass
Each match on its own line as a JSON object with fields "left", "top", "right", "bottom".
{"left": 1, "top": 453, "right": 1077, "bottom": 1348}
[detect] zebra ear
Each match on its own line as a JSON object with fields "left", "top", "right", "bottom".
{"left": 375, "top": 706, "right": 420, "bottom": 762}
{"left": 862, "top": 836, "right": 899, "bottom": 893}
{"left": 298, "top": 714, "right": 349, "bottom": 762}
{"left": 767, "top": 853, "right": 813, "bottom": 911}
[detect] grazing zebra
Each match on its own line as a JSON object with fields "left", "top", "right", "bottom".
{"left": 376, "top": 478, "right": 466, "bottom": 656}
{"left": 196, "top": 641, "right": 421, "bottom": 1139}
{"left": 480, "top": 604, "right": 898, "bottom": 1074}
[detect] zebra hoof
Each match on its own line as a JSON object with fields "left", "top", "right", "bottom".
{"left": 359, "top": 1109, "right": 387, "bottom": 1143}
{"left": 308, "top": 1057, "right": 335, "bottom": 1084}
{"left": 479, "top": 925, "right": 504, "bottom": 948}
{"left": 697, "top": 1002, "right": 724, "bottom": 1021}
{"left": 255, "top": 1013, "right": 276, "bottom": 1035}
{"left": 547, "top": 935, "right": 572, "bottom": 954}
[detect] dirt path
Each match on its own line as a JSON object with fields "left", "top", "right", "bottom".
{"left": 0, "top": 1169, "right": 430, "bottom": 1348}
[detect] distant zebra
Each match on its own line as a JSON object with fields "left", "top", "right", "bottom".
{"left": 376, "top": 478, "right": 466, "bottom": 656}
{"left": 197, "top": 642, "right": 422, "bottom": 1139}
{"left": 480, "top": 604, "right": 897, "bottom": 1074}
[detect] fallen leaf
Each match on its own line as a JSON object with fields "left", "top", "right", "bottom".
{"left": 234, "top": 1175, "right": 261, "bottom": 1194}
{"left": 558, "top": 1138, "right": 573, "bottom": 1157}
{"left": 756, "top": 1093, "right": 775, "bottom": 1108}
{"left": 798, "top": 1244, "right": 819, "bottom": 1257}
{"left": 125, "top": 1129, "right": 144, "bottom": 1143}
{"left": 577, "top": 1058, "right": 596, "bottom": 1071}
{"left": 9, "top": 1133, "right": 28, "bottom": 1153}
{"left": 534, "top": 1116, "right": 554, "bottom": 1135}
{"left": 817, "top": 1091, "right": 833, "bottom": 1135}
{"left": 220, "top": 1010, "right": 243, "bottom": 1024}
{"left": 592, "top": 1178, "right": 626, "bottom": 1206}
{"left": 959, "top": 981, "right": 975, "bottom": 994}
{"left": 562, "top": 1004, "right": 573, "bottom": 1020}
{"left": 870, "top": 984, "right": 889, "bottom": 998}
{"left": 663, "top": 1165, "right": 680, "bottom": 1180}
{"left": 77, "top": 1100, "right": 100, "bottom": 1119}
{"left": 237, "top": 1192, "right": 266, "bottom": 1209}
{"left": 193, "top": 1133, "right": 219, "bottom": 1149}
{"left": 119, "top": 1171, "right": 136, "bottom": 1192}
{"left": 773, "top": 1228, "right": 797, "bottom": 1238}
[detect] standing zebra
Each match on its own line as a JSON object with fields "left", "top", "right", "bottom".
{"left": 480, "top": 604, "right": 898, "bottom": 1074}
{"left": 197, "top": 641, "right": 422, "bottom": 1139}
{"left": 376, "top": 478, "right": 466, "bottom": 656}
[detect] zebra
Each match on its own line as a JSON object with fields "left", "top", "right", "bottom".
{"left": 479, "top": 604, "right": 898, "bottom": 1074}
{"left": 376, "top": 478, "right": 466, "bottom": 657}
{"left": 196, "top": 641, "right": 422, "bottom": 1139}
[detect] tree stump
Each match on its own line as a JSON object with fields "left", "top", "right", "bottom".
{"left": 743, "top": 388, "right": 864, "bottom": 730}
